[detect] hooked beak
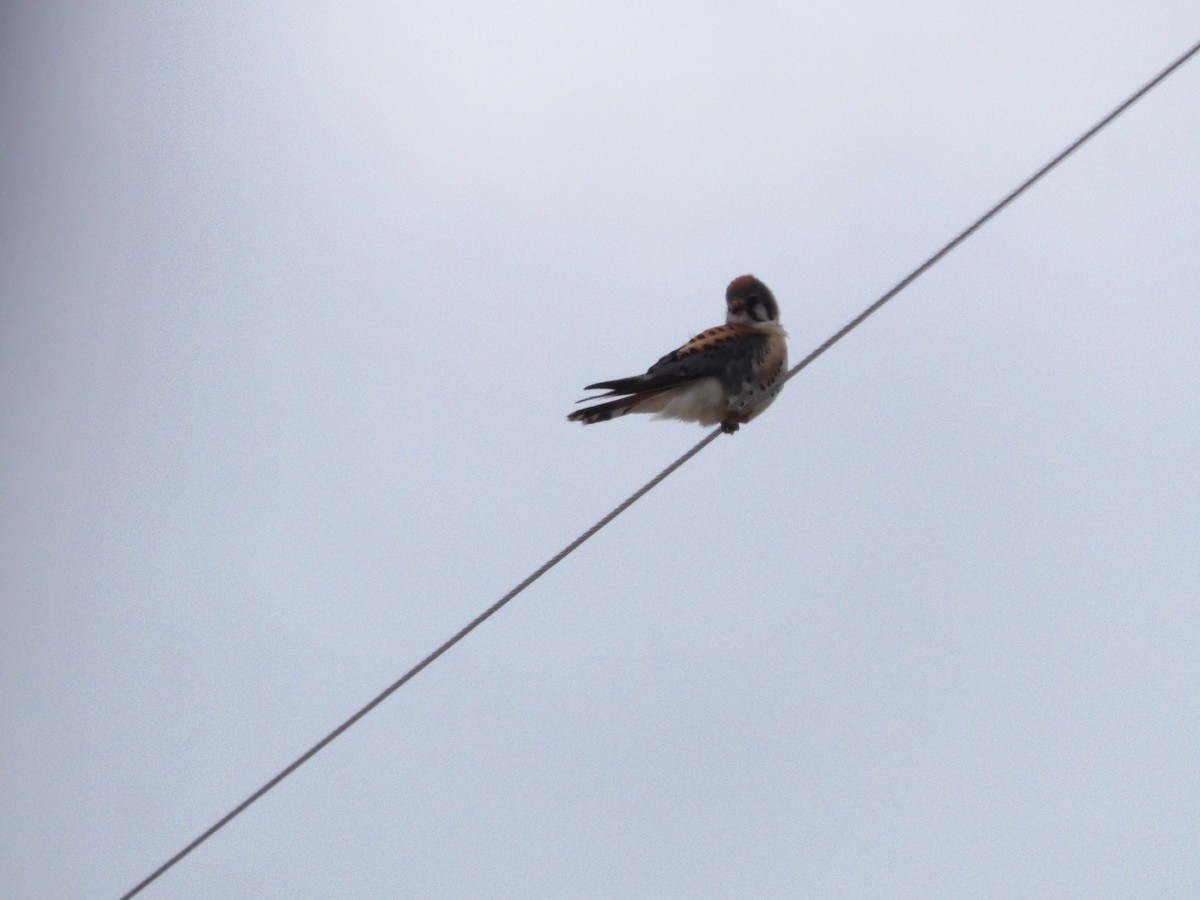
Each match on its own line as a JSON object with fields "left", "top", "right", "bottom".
{"left": 729, "top": 298, "right": 746, "bottom": 314}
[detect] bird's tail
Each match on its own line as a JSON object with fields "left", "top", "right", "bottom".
{"left": 567, "top": 388, "right": 668, "bottom": 425}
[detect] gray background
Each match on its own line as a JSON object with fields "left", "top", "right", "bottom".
{"left": 3, "top": 3, "right": 1198, "bottom": 898}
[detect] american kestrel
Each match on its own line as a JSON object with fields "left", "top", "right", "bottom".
{"left": 568, "top": 275, "right": 788, "bottom": 434}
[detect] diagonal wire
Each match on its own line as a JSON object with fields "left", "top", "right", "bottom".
{"left": 777, "top": 36, "right": 1200, "bottom": 388}
{"left": 117, "top": 431, "right": 722, "bottom": 900}
{"left": 118, "top": 36, "right": 1200, "bottom": 900}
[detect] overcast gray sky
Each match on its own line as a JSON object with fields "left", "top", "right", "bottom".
{"left": 3, "top": 3, "right": 1199, "bottom": 898}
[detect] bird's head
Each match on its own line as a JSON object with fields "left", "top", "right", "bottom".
{"left": 725, "top": 275, "right": 780, "bottom": 327}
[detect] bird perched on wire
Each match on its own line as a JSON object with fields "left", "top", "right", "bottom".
{"left": 568, "top": 275, "right": 788, "bottom": 434}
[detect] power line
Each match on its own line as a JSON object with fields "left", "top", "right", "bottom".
{"left": 777, "top": 36, "right": 1200, "bottom": 390}
{"left": 118, "top": 36, "right": 1200, "bottom": 900}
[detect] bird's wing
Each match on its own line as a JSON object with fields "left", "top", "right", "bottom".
{"left": 582, "top": 324, "right": 769, "bottom": 397}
